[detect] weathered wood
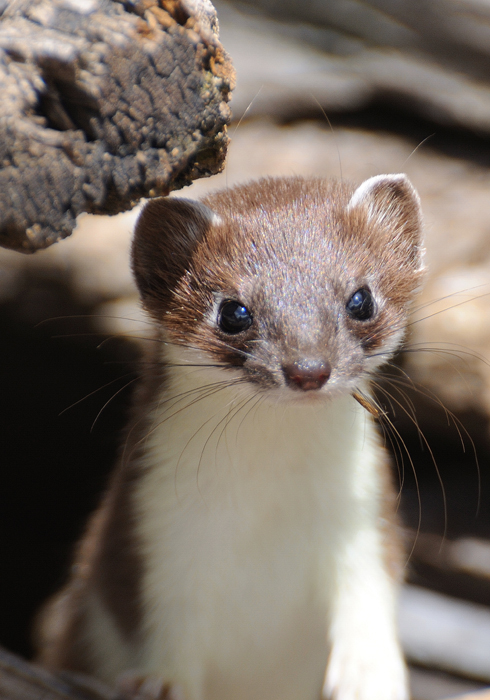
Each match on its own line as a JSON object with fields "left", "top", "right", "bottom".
{"left": 0, "top": 0, "right": 234, "bottom": 252}
{"left": 408, "top": 530, "right": 490, "bottom": 607}
{"left": 409, "top": 665, "right": 486, "bottom": 700}
{"left": 0, "top": 645, "right": 117, "bottom": 700}
{"left": 399, "top": 585, "right": 490, "bottom": 682}
{"left": 223, "top": 0, "right": 490, "bottom": 134}
{"left": 442, "top": 690, "right": 490, "bottom": 700}
{"left": 234, "top": 0, "right": 490, "bottom": 80}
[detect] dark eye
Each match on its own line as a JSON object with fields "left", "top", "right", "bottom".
{"left": 218, "top": 300, "right": 253, "bottom": 334}
{"left": 346, "top": 288, "right": 375, "bottom": 321}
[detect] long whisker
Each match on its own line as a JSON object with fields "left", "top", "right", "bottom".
{"left": 373, "top": 380, "right": 448, "bottom": 543}
{"left": 399, "top": 346, "right": 481, "bottom": 397}
{"left": 35, "top": 314, "right": 154, "bottom": 329}
{"left": 194, "top": 386, "right": 254, "bottom": 483}
{"left": 310, "top": 94, "right": 342, "bottom": 182}
{"left": 59, "top": 372, "right": 138, "bottom": 416}
{"left": 120, "top": 379, "right": 238, "bottom": 467}
{"left": 214, "top": 389, "right": 266, "bottom": 466}
{"left": 226, "top": 85, "right": 264, "bottom": 189}
{"left": 353, "top": 387, "right": 407, "bottom": 499}
{"left": 370, "top": 387, "right": 422, "bottom": 565}
{"left": 173, "top": 388, "right": 241, "bottom": 496}
{"left": 364, "top": 289, "right": 490, "bottom": 353}
{"left": 375, "top": 370, "right": 422, "bottom": 450}
{"left": 401, "top": 133, "right": 434, "bottom": 168}
{"left": 236, "top": 391, "right": 267, "bottom": 444}
{"left": 150, "top": 381, "right": 243, "bottom": 438}
{"left": 403, "top": 341, "right": 490, "bottom": 368}
{"left": 407, "top": 290, "right": 490, "bottom": 329}
{"left": 90, "top": 378, "right": 140, "bottom": 433}
{"left": 379, "top": 364, "right": 481, "bottom": 518}
{"left": 410, "top": 284, "right": 490, "bottom": 317}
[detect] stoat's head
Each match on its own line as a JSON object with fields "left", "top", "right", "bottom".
{"left": 132, "top": 175, "right": 423, "bottom": 400}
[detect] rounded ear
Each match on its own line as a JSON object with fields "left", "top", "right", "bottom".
{"left": 347, "top": 173, "right": 424, "bottom": 270}
{"left": 131, "top": 197, "right": 218, "bottom": 315}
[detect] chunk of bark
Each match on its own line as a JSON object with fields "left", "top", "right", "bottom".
{"left": 0, "top": 0, "right": 234, "bottom": 252}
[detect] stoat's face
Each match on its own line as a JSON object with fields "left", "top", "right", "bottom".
{"left": 132, "top": 175, "right": 424, "bottom": 399}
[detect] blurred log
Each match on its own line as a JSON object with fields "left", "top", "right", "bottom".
{"left": 443, "top": 690, "right": 490, "bottom": 700}
{"left": 400, "top": 585, "right": 490, "bottom": 682}
{"left": 220, "top": 0, "right": 490, "bottom": 133}
{"left": 408, "top": 531, "right": 490, "bottom": 607}
{"left": 409, "top": 665, "right": 486, "bottom": 700}
{"left": 236, "top": 0, "right": 490, "bottom": 81}
{"left": 0, "top": 0, "right": 234, "bottom": 252}
{"left": 0, "top": 645, "right": 117, "bottom": 700}
{"left": 4, "top": 636, "right": 489, "bottom": 700}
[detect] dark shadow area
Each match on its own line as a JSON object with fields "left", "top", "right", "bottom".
{"left": 375, "top": 372, "right": 490, "bottom": 606}
{"left": 0, "top": 272, "right": 138, "bottom": 658}
{"left": 375, "top": 379, "right": 490, "bottom": 539}
{"left": 283, "top": 99, "right": 490, "bottom": 168}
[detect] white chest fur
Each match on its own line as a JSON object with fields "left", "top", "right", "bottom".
{"left": 127, "top": 350, "right": 396, "bottom": 700}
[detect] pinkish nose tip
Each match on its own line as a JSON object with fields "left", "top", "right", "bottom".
{"left": 282, "top": 359, "right": 331, "bottom": 391}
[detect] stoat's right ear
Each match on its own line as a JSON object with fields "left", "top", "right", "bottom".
{"left": 347, "top": 173, "right": 424, "bottom": 273}
{"left": 132, "top": 197, "right": 218, "bottom": 314}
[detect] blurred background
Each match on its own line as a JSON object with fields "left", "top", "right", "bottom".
{"left": 3, "top": 1, "right": 490, "bottom": 697}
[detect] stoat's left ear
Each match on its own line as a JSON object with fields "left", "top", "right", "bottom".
{"left": 132, "top": 196, "right": 220, "bottom": 317}
{"left": 348, "top": 173, "right": 423, "bottom": 270}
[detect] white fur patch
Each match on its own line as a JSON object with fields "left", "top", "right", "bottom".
{"left": 323, "top": 526, "right": 408, "bottom": 700}
{"left": 347, "top": 174, "right": 408, "bottom": 217}
{"left": 174, "top": 198, "right": 222, "bottom": 227}
{"left": 83, "top": 590, "right": 137, "bottom": 685}
{"left": 123, "top": 345, "right": 406, "bottom": 700}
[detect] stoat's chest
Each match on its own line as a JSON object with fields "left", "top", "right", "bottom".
{"left": 132, "top": 366, "right": 382, "bottom": 700}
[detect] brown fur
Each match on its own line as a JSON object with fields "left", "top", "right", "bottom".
{"left": 132, "top": 176, "right": 423, "bottom": 388}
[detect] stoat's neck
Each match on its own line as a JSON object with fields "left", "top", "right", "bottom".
{"left": 128, "top": 347, "right": 385, "bottom": 700}
{"left": 135, "top": 345, "right": 378, "bottom": 511}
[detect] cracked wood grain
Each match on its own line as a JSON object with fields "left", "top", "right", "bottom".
{"left": 0, "top": 0, "right": 234, "bottom": 252}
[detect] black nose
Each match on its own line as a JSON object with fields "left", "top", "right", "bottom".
{"left": 282, "top": 359, "right": 331, "bottom": 391}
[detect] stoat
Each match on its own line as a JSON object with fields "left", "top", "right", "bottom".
{"left": 38, "top": 174, "right": 424, "bottom": 700}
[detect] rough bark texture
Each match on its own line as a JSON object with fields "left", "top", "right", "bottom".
{"left": 0, "top": 0, "right": 234, "bottom": 252}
